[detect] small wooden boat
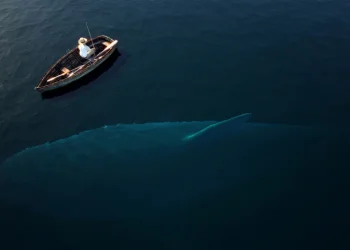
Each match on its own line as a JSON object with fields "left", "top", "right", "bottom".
{"left": 35, "top": 35, "right": 118, "bottom": 93}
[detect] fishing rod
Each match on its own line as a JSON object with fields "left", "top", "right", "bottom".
{"left": 85, "top": 22, "right": 96, "bottom": 57}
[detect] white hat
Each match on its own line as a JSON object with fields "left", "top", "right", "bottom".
{"left": 78, "top": 37, "right": 88, "bottom": 44}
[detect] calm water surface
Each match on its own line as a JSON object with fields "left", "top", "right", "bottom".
{"left": 0, "top": 0, "right": 350, "bottom": 162}
{"left": 1, "top": 0, "right": 350, "bottom": 248}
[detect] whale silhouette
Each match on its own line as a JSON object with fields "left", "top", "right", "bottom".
{"left": 0, "top": 113, "right": 349, "bottom": 224}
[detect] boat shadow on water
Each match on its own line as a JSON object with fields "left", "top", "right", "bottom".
{"left": 41, "top": 49, "right": 126, "bottom": 100}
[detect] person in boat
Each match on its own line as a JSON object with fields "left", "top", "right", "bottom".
{"left": 78, "top": 37, "right": 95, "bottom": 59}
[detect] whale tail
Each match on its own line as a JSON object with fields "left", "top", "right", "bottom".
{"left": 183, "top": 113, "right": 252, "bottom": 143}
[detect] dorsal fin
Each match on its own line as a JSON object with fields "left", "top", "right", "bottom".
{"left": 182, "top": 113, "right": 252, "bottom": 143}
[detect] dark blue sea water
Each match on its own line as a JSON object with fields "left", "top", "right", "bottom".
{"left": 1, "top": 0, "right": 350, "bottom": 162}
{"left": 1, "top": 0, "right": 350, "bottom": 249}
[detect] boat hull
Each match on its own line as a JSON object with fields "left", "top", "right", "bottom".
{"left": 35, "top": 35, "right": 118, "bottom": 93}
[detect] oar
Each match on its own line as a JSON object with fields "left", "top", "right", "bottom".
{"left": 47, "top": 65, "right": 85, "bottom": 83}
{"left": 67, "top": 64, "right": 86, "bottom": 77}
{"left": 94, "top": 40, "right": 118, "bottom": 59}
{"left": 47, "top": 71, "right": 70, "bottom": 82}
{"left": 47, "top": 72, "right": 70, "bottom": 83}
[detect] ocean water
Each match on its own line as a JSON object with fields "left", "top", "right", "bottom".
{"left": 1, "top": 0, "right": 350, "bottom": 249}
{"left": 1, "top": 0, "right": 350, "bottom": 163}
{"left": 1, "top": 116, "right": 350, "bottom": 249}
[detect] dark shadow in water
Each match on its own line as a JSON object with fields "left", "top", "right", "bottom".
{"left": 41, "top": 49, "right": 127, "bottom": 100}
